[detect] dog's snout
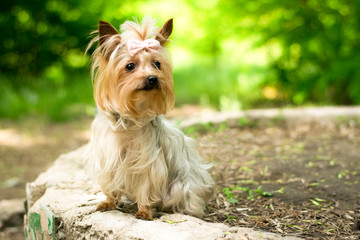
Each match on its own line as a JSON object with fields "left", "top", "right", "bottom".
{"left": 143, "top": 75, "right": 159, "bottom": 90}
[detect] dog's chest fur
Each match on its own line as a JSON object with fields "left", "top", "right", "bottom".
{"left": 86, "top": 113, "right": 185, "bottom": 203}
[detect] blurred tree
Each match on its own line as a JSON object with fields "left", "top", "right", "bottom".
{"left": 0, "top": 0, "right": 104, "bottom": 81}
{"left": 1, "top": 0, "right": 360, "bottom": 120}
{"left": 223, "top": 0, "right": 360, "bottom": 105}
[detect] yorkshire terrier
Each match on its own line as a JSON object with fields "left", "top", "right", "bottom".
{"left": 84, "top": 17, "right": 214, "bottom": 220}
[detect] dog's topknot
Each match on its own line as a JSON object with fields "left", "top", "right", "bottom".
{"left": 120, "top": 16, "right": 158, "bottom": 43}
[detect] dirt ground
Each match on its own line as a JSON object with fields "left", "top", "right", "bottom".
{"left": 196, "top": 117, "right": 360, "bottom": 239}
{"left": 0, "top": 108, "right": 359, "bottom": 239}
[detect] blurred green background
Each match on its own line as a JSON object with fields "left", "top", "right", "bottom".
{"left": 1, "top": 0, "right": 360, "bottom": 121}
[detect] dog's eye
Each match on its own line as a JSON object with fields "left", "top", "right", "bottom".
{"left": 153, "top": 61, "right": 161, "bottom": 70}
{"left": 126, "top": 63, "right": 136, "bottom": 71}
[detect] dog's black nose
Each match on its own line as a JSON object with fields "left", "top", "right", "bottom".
{"left": 147, "top": 75, "right": 158, "bottom": 86}
{"left": 143, "top": 75, "right": 159, "bottom": 90}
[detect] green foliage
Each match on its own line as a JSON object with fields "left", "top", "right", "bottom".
{"left": 1, "top": 0, "right": 94, "bottom": 77}
{"left": 0, "top": 72, "right": 94, "bottom": 121}
{"left": 1, "top": 0, "right": 360, "bottom": 120}
{"left": 227, "top": 0, "right": 360, "bottom": 105}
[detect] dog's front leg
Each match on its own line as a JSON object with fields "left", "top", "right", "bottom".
{"left": 96, "top": 190, "right": 121, "bottom": 212}
{"left": 135, "top": 203, "right": 152, "bottom": 220}
{"left": 96, "top": 196, "right": 117, "bottom": 211}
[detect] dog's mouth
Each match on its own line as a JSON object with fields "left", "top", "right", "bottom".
{"left": 140, "top": 83, "right": 160, "bottom": 91}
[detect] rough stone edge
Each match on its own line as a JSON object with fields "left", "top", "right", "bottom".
{"left": 25, "top": 164, "right": 303, "bottom": 240}
{"left": 178, "top": 106, "right": 360, "bottom": 128}
{"left": 24, "top": 149, "right": 304, "bottom": 240}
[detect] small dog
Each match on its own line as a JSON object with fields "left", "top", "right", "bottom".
{"left": 84, "top": 17, "right": 214, "bottom": 220}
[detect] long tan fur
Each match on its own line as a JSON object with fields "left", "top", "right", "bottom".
{"left": 84, "top": 17, "right": 214, "bottom": 220}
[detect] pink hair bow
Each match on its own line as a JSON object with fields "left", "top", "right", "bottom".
{"left": 127, "top": 39, "right": 160, "bottom": 56}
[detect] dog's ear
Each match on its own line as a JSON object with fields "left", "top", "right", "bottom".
{"left": 99, "top": 20, "right": 119, "bottom": 45}
{"left": 156, "top": 18, "right": 173, "bottom": 46}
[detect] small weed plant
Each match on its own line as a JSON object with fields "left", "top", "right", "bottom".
{"left": 223, "top": 185, "right": 273, "bottom": 203}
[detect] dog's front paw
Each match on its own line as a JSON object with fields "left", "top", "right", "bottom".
{"left": 135, "top": 205, "right": 152, "bottom": 220}
{"left": 135, "top": 210, "right": 152, "bottom": 220}
{"left": 96, "top": 201, "right": 116, "bottom": 212}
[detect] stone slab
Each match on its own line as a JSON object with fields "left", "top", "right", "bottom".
{"left": 25, "top": 146, "right": 302, "bottom": 240}
{"left": 177, "top": 106, "right": 360, "bottom": 128}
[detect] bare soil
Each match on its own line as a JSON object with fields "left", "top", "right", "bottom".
{"left": 194, "top": 118, "right": 360, "bottom": 239}
{"left": 0, "top": 110, "right": 359, "bottom": 239}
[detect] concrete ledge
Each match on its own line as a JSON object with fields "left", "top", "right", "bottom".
{"left": 177, "top": 106, "right": 360, "bottom": 128}
{"left": 24, "top": 146, "right": 302, "bottom": 240}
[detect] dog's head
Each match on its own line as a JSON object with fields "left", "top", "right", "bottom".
{"left": 88, "top": 17, "right": 175, "bottom": 121}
